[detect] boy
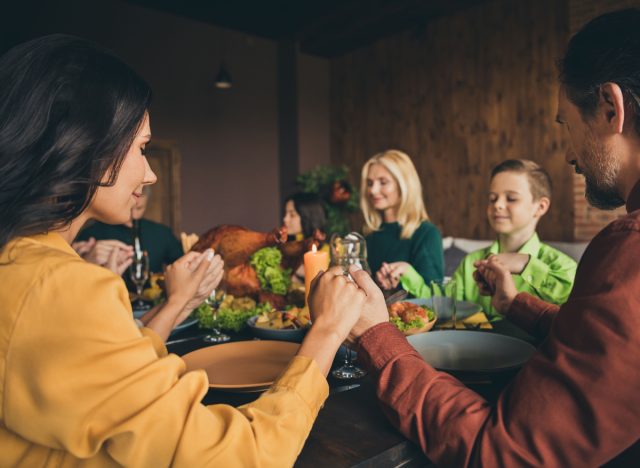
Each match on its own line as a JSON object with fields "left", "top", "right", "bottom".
{"left": 381, "top": 159, "right": 577, "bottom": 320}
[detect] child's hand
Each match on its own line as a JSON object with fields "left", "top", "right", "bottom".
{"left": 474, "top": 256, "right": 519, "bottom": 315}
{"left": 492, "top": 253, "right": 530, "bottom": 274}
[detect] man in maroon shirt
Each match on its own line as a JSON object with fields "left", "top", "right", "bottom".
{"left": 345, "top": 9, "right": 640, "bottom": 467}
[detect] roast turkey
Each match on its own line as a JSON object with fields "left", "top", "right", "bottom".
{"left": 191, "top": 224, "right": 322, "bottom": 305}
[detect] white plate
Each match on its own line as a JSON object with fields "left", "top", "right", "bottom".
{"left": 407, "top": 330, "right": 535, "bottom": 372}
{"left": 406, "top": 297, "right": 480, "bottom": 322}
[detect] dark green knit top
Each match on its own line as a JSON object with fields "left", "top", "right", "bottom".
{"left": 365, "top": 221, "right": 444, "bottom": 284}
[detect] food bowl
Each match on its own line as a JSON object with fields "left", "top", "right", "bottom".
{"left": 401, "top": 315, "right": 437, "bottom": 336}
{"left": 246, "top": 316, "right": 309, "bottom": 343}
{"left": 388, "top": 301, "right": 437, "bottom": 336}
{"left": 405, "top": 297, "right": 479, "bottom": 323}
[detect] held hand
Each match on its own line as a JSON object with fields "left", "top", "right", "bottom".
{"left": 72, "top": 237, "right": 96, "bottom": 256}
{"left": 164, "top": 249, "right": 214, "bottom": 322}
{"left": 105, "top": 246, "right": 134, "bottom": 276}
{"left": 84, "top": 239, "right": 133, "bottom": 266}
{"left": 492, "top": 253, "right": 530, "bottom": 274}
{"left": 375, "top": 269, "right": 393, "bottom": 290}
{"left": 473, "top": 255, "right": 519, "bottom": 315}
{"left": 349, "top": 266, "right": 389, "bottom": 342}
{"left": 308, "top": 266, "right": 367, "bottom": 343}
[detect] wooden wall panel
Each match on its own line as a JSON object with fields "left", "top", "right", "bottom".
{"left": 331, "top": 0, "right": 573, "bottom": 240}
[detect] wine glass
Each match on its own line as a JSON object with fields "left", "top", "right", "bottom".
{"left": 430, "top": 278, "right": 457, "bottom": 329}
{"left": 330, "top": 232, "right": 370, "bottom": 380}
{"left": 129, "top": 251, "right": 149, "bottom": 311}
{"left": 203, "top": 284, "right": 230, "bottom": 344}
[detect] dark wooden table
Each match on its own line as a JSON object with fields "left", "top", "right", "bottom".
{"left": 166, "top": 321, "right": 524, "bottom": 468}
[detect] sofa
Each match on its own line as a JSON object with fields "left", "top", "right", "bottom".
{"left": 442, "top": 237, "right": 589, "bottom": 277}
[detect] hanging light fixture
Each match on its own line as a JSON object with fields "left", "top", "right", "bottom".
{"left": 214, "top": 63, "right": 232, "bottom": 89}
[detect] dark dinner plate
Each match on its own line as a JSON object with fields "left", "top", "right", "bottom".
{"left": 407, "top": 330, "right": 535, "bottom": 372}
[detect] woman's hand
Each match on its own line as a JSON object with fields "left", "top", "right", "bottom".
{"left": 163, "top": 249, "right": 217, "bottom": 324}
{"left": 375, "top": 261, "right": 410, "bottom": 289}
{"left": 182, "top": 252, "right": 224, "bottom": 315}
{"left": 473, "top": 255, "right": 519, "bottom": 315}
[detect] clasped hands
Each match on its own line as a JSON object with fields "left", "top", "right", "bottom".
{"left": 473, "top": 253, "right": 526, "bottom": 316}
{"left": 307, "top": 266, "right": 390, "bottom": 345}
{"left": 72, "top": 238, "right": 134, "bottom": 275}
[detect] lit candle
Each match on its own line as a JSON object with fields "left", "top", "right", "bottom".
{"left": 304, "top": 243, "right": 330, "bottom": 307}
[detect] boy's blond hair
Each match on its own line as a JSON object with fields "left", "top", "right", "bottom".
{"left": 360, "top": 150, "right": 429, "bottom": 239}
{"left": 491, "top": 159, "right": 552, "bottom": 201}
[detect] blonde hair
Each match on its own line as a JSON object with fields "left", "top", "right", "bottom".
{"left": 360, "top": 150, "right": 429, "bottom": 239}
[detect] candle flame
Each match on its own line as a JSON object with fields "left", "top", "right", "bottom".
{"left": 311, "top": 243, "right": 317, "bottom": 253}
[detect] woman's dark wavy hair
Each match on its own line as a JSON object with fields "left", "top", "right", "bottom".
{"left": 285, "top": 192, "right": 327, "bottom": 238}
{"left": 559, "top": 8, "right": 640, "bottom": 136}
{"left": 0, "top": 34, "right": 152, "bottom": 251}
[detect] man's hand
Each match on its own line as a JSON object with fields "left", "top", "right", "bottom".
{"left": 84, "top": 239, "right": 133, "bottom": 267}
{"left": 105, "top": 245, "right": 134, "bottom": 275}
{"left": 308, "top": 266, "right": 368, "bottom": 343}
{"left": 72, "top": 237, "right": 96, "bottom": 256}
{"left": 349, "top": 266, "right": 389, "bottom": 342}
{"left": 473, "top": 255, "right": 519, "bottom": 315}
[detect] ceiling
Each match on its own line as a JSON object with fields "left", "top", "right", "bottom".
{"left": 126, "top": 0, "right": 488, "bottom": 57}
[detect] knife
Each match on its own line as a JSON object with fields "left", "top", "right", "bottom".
{"left": 166, "top": 335, "right": 207, "bottom": 346}
{"left": 385, "top": 289, "right": 408, "bottom": 306}
{"left": 330, "top": 383, "right": 361, "bottom": 395}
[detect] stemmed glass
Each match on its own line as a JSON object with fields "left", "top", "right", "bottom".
{"left": 330, "top": 232, "right": 369, "bottom": 380}
{"left": 203, "top": 284, "right": 230, "bottom": 344}
{"left": 430, "top": 278, "right": 457, "bottom": 329}
{"left": 129, "top": 251, "right": 150, "bottom": 311}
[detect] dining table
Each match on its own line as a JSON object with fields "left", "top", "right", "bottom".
{"left": 165, "top": 318, "right": 534, "bottom": 468}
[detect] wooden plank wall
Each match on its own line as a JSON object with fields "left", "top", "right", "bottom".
{"left": 330, "top": 0, "right": 573, "bottom": 240}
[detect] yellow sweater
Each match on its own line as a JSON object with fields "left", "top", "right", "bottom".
{"left": 0, "top": 233, "right": 328, "bottom": 467}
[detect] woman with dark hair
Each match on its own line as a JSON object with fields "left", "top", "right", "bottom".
{"left": 0, "top": 35, "right": 367, "bottom": 466}
{"left": 283, "top": 192, "right": 328, "bottom": 284}
{"left": 283, "top": 192, "right": 327, "bottom": 241}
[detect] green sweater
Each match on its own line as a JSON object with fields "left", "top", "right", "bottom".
{"left": 366, "top": 221, "right": 444, "bottom": 284}
{"left": 400, "top": 233, "right": 577, "bottom": 320}
{"left": 76, "top": 219, "right": 183, "bottom": 274}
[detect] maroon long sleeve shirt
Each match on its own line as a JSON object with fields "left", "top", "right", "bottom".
{"left": 357, "top": 182, "right": 640, "bottom": 467}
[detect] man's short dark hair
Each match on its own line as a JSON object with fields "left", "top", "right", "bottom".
{"left": 559, "top": 8, "right": 640, "bottom": 136}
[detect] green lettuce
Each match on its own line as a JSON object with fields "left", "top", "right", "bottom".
{"left": 250, "top": 247, "right": 291, "bottom": 295}
{"left": 194, "top": 302, "right": 274, "bottom": 332}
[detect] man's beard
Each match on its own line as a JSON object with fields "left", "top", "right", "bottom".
{"left": 580, "top": 132, "right": 625, "bottom": 210}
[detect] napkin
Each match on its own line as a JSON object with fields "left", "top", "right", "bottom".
{"left": 437, "top": 311, "right": 492, "bottom": 330}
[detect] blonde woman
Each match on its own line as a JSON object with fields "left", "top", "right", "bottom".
{"left": 361, "top": 150, "right": 444, "bottom": 290}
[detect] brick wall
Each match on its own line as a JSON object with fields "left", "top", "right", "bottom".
{"left": 569, "top": 0, "right": 640, "bottom": 240}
